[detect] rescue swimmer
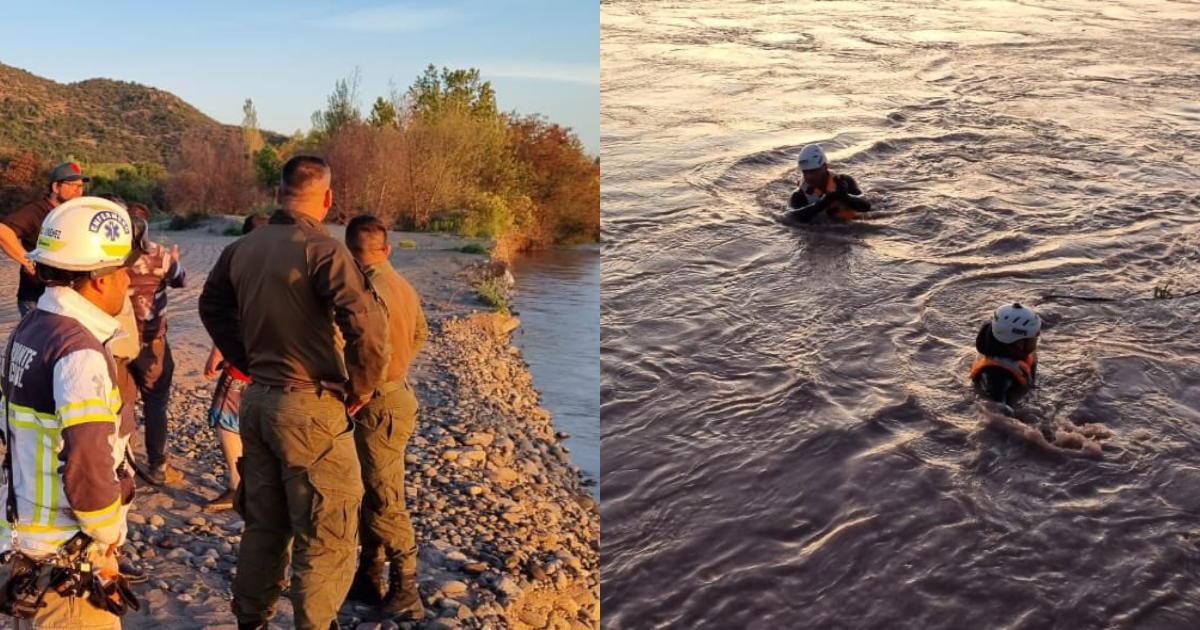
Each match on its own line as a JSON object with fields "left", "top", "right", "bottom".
{"left": 970, "top": 303, "right": 1041, "bottom": 406}
{"left": 783, "top": 143, "right": 872, "bottom": 223}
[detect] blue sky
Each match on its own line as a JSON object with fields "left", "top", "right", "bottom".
{"left": 0, "top": 0, "right": 599, "bottom": 153}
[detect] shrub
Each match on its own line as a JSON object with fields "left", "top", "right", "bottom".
{"left": 456, "top": 243, "right": 489, "bottom": 255}
{"left": 475, "top": 276, "right": 509, "bottom": 313}
{"left": 167, "top": 213, "right": 205, "bottom": 231}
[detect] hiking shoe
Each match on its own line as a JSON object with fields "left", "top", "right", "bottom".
{"left": 346, "top": 558, "right": 386, "bottom": 606}
{"left": 204, "top": 488, "right": 237, "bottom": 512}
{"left": 138, "top": 463, "right": 183, "bottom": 486}
{"left": 380, "top": 566, "right": 424, "bottom": 621}
{"left": 118, "top": 559, "right": 149, "bottom": 585}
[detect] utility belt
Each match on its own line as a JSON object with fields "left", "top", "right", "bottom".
{"left": 0, "top": 532, "right": 139, "bottom": 619}
{"left": 250, "top": 379, "right": 409, "bottom": 399}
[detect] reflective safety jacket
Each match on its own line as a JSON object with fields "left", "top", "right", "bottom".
{"left": 0, "top": 287, "right": 134, "bottom": 558}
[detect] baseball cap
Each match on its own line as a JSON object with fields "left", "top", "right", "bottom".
{"left": 50, "top": 162, "right": 91, "bottom": 184}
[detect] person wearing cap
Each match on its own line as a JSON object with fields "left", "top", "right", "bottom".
{"left": 970, "top": 303, "right": 1041, "bottom": 405}
{"left": 199, "top": 156, "right": 390, "bottom": 630}
{"left": 783, "top": 144, "right": 872, "bottom": 224}
{"left": 342, "top": 215, "right": 429, "bottom": 621}
{"left": 123, "top": 203, "right": 187, "bottom": 487}
{"left": 0, "top": 162, "right": 90, "bottom": 316}
{"left": 0, "top": 196, "right": 147, "bottom": 628}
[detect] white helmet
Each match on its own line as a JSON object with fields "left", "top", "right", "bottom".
{"left": 991, "top": 303, "right": 1041, "bottom": 344}
{"left": 29, "top": 197, "right": 138, "bottom": 273}
{"left": 798, "top": 144, "right": 827, "bottom": 171}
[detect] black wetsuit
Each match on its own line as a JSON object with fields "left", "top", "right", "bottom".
{"left": 972, "top": 322, "right": 1037, "bottom": 405}
{"left": 786, "top": 173, "right": 872, "bottom": 222}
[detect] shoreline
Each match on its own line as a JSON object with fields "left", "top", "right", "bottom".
{"left": 0, "top": 220, "right": 599, "bottom": 629}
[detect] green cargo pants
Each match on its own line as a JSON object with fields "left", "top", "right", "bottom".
{"left": 353, "top": 382, "right": 419, "bottom": 573}
{"left": 232, "top": 384, "right": 364, "bottom": 630}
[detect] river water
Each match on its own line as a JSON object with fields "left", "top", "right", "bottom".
{"left": 601, "top": 1, "right": 1200, "bottom": 628}
{"left": 512, "top": 246, "right": 601, "bottom": 492}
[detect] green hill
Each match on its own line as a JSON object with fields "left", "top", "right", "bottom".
{"left": 0, "top": 62, "right": 283, "bottom": 164}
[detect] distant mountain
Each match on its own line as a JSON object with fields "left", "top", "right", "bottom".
{"left": 0, "top": 62, "right": 284, "bottom": 164}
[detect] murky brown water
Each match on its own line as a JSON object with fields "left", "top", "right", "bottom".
{"left": 601, "top": 1, "right": 1200, "bottom": 628}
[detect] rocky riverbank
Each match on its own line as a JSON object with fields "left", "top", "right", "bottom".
{"left": 0, "top": 226, "right": 601, "bottom": 630}
{"left": 118, "top": 311, "right": 599, "bottom": 629}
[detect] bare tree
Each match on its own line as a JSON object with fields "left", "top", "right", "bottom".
{"left": 165, "top": 129, "right": 261, "bottom": 216}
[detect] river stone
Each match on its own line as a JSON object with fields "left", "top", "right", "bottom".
{"left": 440, "top": 580, "right": 468, "bottom": 597}
{"left": 464, "top": 432, "right": 494, "bottom": 447}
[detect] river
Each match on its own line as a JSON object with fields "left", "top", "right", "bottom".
{"left": 512, "top": 245, "right": 601, "bottom": 494}
{"left": 601, "top": 1, "right": 1200, "bottom": 628}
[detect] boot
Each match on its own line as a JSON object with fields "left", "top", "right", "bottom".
{"left": 346, "top": 556, "right": 386, "bottom": 606}
{"left": 379, "top": 564, "right": 424, "bottom": 621}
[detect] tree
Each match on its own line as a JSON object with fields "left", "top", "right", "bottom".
{"left": 0, "top": 151, "right": 49, "bottom": 216}
{"left": 508, "top": 115, "right": 600, "bottom": 246}
{"left": 242, "top": 98, "right": 265, "bottom": 155}
{"left": 319, "top": 123, "right": 377, "bottom": 223}
{"left": 315, "top": 68, "right": 363, "bottom": 136}
{"left": 407, "top": 65, "right": 498, "bottom": 122}
{"left": 254, "top": 146, "right": 283, "bottom": 190}
{"left": 368, "top": 97, "right": 397, "bottom": 129}
{"left": 164, "top": 129, "right": 262, "bottom": 216}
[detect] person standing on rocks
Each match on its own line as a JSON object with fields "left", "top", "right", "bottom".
{"left": 124, "top": 203, "right": 187, "bottom": 486}
{"left": 0, "top": 197, "right": 146, "bottom": 628}
{"left": 201, "top": 214, "right": 269, "bottom": 512}
{"left": 93, "top": 195, "right": 151, "bottom": 586}
{"left": 343, "top": 215, "right": 429, "bottom": 621}
{"left": 0, "top": 162, "right": 90, "bottom": 316}
{"left": 199, "top": 156, "right": 390, "bottom": 630}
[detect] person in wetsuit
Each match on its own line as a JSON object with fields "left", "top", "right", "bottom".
{"left": 784, "top": 143, "right": 872, "bottom": 223}
{"left": 970, "top": 303, "right": 1041, "bottom": 406}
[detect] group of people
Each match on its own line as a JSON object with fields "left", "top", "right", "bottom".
{"left": 782, "top": 144, "right": 1043, "bottom": 418}
{"left": 0, "top": 156, "right": 431, "bottom": 629}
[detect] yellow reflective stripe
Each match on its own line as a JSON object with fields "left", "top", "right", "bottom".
{"left": 14, "top": 522, "right": 77, "bottom": 533}
{"left": 12, "top": 530, "right": 74, "bottom": 548}
{"left": 7, "top": 403, "right": 54, "bottom": 421}
{"left": 7, "top": 417, "right": 60, "bottom": 432}
{"left": 74, "top": 498, "right": 121, "bottom": 530}
{"left": 58, "top": 399, "right": 109, "bottom": 413}
{"left": 47, "top": 451, "right": 60, "bottom": 528}
{"left": 34, "top": 432, "right": 46, "bottom": 526}
{"left": 61, "top": 413, "right": 115, "bottom": 428}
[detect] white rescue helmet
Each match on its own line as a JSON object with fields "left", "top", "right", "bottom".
{"left": 991, "top": 303, "right": 1041, "bottom": 344}
{"left": 798, "top": 144, "right": 827, "bottom": 171}
{"left": 29, "top": 197, "right": 138, "bottom": 273}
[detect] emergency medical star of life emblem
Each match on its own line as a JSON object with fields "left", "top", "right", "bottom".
{"left": 88, "top": 209, "right": 129, "bottom": 239}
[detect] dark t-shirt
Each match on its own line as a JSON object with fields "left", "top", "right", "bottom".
{"left": 1, "top": 196, "right": 54, "bottom": 302}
